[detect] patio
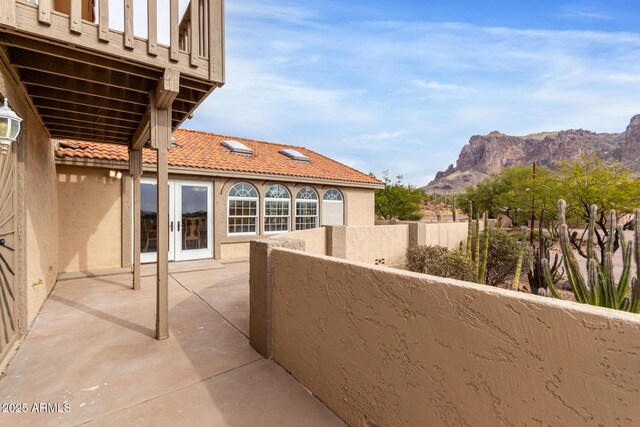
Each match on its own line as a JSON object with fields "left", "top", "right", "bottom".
{"left": 0, "top": 261, "right": 344, "bottom": 426}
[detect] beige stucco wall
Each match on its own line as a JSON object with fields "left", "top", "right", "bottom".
{"left": 422, "top": 221, "right": 469, "bottom": 250}
{"left": 345, "top": 225, "right": 409, "bottom": 266}
{"left": 1, "top": 66, "right": 59, "bottom": 327}
{"left": 275, "top": 227, "right": 326, "bottom": 256}
{"left": 269, "top": 249, "right": 640, "bottom": 426}
{"left": 57, "top": 165, "right": 122, "bottom": 273}
{"left": 219, "top": 242, "right": 250, "bottom": 259}
{"left": 344, "top": 187, "right": 374, "bottom": 226}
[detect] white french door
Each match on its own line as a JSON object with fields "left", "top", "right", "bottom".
{"left": 139, "top": 178, "right": 213, "bottom": 263}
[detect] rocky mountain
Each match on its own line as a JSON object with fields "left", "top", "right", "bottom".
{"left": 423, "top": 114, "right": 640, "bottom": 194}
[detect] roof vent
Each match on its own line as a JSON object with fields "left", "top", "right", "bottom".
{"left": 222, "top": 140, "right": 253, "bottom": 155}
{"left": 279, "top": 148, "right": 309, "bottom": 162}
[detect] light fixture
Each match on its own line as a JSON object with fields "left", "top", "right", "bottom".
{"left": 0, "top": 98, "right": 22, "bottom": 154}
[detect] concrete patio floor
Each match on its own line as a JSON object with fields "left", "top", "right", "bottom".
{"left": 0, "top": 262, "right": 345, "bottom": 426}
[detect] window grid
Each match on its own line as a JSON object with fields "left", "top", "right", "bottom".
{"left": 228, "top": 182, "right": 258, "bottom": 235}
{"left": 295, "top": 187, "right": 319, "bottom": 231}
{"left": 264, "top": 185, "right": 291, "bottom": 234}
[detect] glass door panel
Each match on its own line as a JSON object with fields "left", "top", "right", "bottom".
{"left": 140, "top": 178, "right": 175, "bottom": 263}
{"left": 175, "top": 181, "right": 213, "bottom": 261}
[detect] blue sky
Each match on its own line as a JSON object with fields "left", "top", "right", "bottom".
{"left": 118, "top": 0, "right": 640, "bottom": 186}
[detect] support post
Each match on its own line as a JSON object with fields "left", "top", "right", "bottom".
{"left": 129, "top": 148, "right": 143, "bottom": 290}
{"left": 149, "top": 71, "right": 178, "bottom": 340}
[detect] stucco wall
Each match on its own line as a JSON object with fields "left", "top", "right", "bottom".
{"left": 269, "top": 249, "right": 640, "bottom": 426}
{"left": 345, "top": 187, "right": 374, "bottom": 226}
{"left": 274, "top": 227, "right": 326, "bottom": 256}
{"left": 345, "top": 225, "right": 409, "bottom": 266}
{"left": 57, "top": 165, "right": 122, "bottom": 273}
{"left": 422, "top": 222, "right": 469, "bottom": 250}
{"left": 219, "top": 242, "right": 250, "bottom": 259}
{"left": 1, "top": 66, "right": 59, "bottom": 327}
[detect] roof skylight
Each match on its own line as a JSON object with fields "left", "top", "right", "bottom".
{"left": 279, "top": 148, "right": 309, "bottom": 162}
{"left": 222, "top": 140, "right": 253, "bottom": 155}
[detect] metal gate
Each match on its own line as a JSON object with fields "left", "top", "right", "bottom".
{"left": 0, "top": 144, "right": 17, "bottom": 362}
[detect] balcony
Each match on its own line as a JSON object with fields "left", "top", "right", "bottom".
{"left": 0, "top": 0, "right": 224, "bottom": 146}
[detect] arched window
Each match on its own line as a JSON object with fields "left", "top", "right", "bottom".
{"left": 295, "top": 187, "right": 319, "bottom": 230}
{"left": 228, "top": 182, "right": 258, "bottom": 235}
{"left": 322, "top": 188, "right": 344, "bottom": 226}
{"left": 264, "top": 185, "right": 290, "bottom": 234}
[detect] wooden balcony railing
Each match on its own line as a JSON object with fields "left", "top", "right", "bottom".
{"left": 0, "top": 0, "right": 224, "bottom": 84}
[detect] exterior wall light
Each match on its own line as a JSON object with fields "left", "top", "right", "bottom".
{"left": 0, "top": 98, "right": 22, "bottom": 154}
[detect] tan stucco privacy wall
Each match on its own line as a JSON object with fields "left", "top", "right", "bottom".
{"left": 57, "top": 165, "right": 122, "bottom": 273}
{"left": 274, "top": 227, "right": 326, "bottom": 256}
{"left": 1, "top": 64, "right": 59, "bottom": 327}
{"left": 422, "top": 221, "right": 468, "bottom": 250}
{"left": 345, "top": 225, "right": 409, "bottom": 266}
{"left": 268, "top": 249, "right": 640, "bottom": 426}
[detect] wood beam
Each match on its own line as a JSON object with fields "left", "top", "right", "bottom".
{"left": 155, "top": 69, "right": 180, "bottom": 110}
{"left": 46, "top": 123, "right": 132, "bottom": 139}
{"left": 131, "top": 109, "right": 151, "bottom": 151}
{"left": 121, "top": 174, "right": 133, "bottom": 270}
{"left": 49, "top": 130, "right": 128, "bottom": 145}
{"left": 129, "top": 148, "right": 142, "bottom": 290}
{"left": 19, "top": 69, "right": 149, "bottom": 106}
{"left": 0, "top": 34, "right": 161, "bottom": 81}
{"left": 27, "top": 86, "right": 148, "bottom": 115}
{"left": 38, "top": 108, "right": 140, "bottom": 128}
{"left": 10, "top": 50, "right": 154, "bottom": 94}
{"left": 41, "top": 115, "right": 136, "bottom": 132}
{"left": 150, "top": 91, "right": 171, "bottom": 340}
{"left": 32, "top": 98, "right": 144, "bottom": 123}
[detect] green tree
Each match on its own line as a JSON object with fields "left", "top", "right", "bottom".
{"left": 459, "top": 165, "right": 560, "bottom": 228}
{"left": 374, "top": 171, "right": 424, "bottom": 220}
{"left": 557, "top": 154, "right": 640, "bottom": 261}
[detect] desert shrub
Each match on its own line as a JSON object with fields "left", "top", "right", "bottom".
{"left": 486, "top": 229, "right": 533, "bottom": 286}
{"left": 406, "top": 245, "right": 475, "bottom": 282}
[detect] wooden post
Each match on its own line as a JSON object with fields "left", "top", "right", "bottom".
{"left": 98, "top": 0, "right": 109, "bottom": 42}
{"left": 149, "top": 71, "right": 177, "bottom": 340}
{"left": 190, "top": 0, "right": 199, "bottom": 66}
{"left": 170, "top": 0, "right": 179, "bottom": 62}
{"left": 124, "top": 0, "right": 134, "bottom": 49}
{"left": 208, "top": 0, "right": 224, "bottom": 82}
{"left": 129, "top": 148, "right": 143, "bottom": 290}
{"left": 70, "top": 0, "right": 82, "bottom": 34}
{"left": 147, "top": 0, "right": 158, "bottom": 56}
{"left": 38, "top": 0, "right": 51, "bottom": 25}
{"left": 0, "top": 0, "right": 17, "bottom": 28}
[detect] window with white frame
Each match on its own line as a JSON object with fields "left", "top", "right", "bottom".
{"left": 264, "top": 185, "right": 290, "bottom": 233}
{"left": 295, "top": 187, "right": 319, "bottom": 230}
{"left": 228, "top": 182, "right": 258, "bottom": 235}
{"left": 321, "top": 188, "right": 344, "bottom": 226}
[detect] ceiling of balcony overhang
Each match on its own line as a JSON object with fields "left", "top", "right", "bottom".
{"left": 0, "top": 33, "right": 214, "bottom": 146}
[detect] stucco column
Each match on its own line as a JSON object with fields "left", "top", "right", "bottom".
{"left": 250, "top": 238, "right": 305, "bottom": 358}
{"left": 325, "top": 226, "right": 347, "bottom": 259}
{"left": 408, "top": 222, "right": 426, "bottom": 248}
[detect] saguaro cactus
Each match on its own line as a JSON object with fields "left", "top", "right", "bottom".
{"left": 452, "top": 197, "right": 457, "bottom": 222}
{"left": 512, "top": 232, "right": 527, "bottom": 291}
{"left": 556, "top": 200, "right": 640, "bottom": 313}
{"left": 477, "top": 212, "right": 489, "bottom": 284}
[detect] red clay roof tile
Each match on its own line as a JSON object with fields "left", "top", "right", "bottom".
{"left": 55, "top": 129, "right": 383, "bottom": 186}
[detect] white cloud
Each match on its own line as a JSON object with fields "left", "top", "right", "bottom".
{"left": 179, "top": 4, "right": 640, "bottom": 186}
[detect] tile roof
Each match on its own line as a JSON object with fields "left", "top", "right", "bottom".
{"left": 55, "top": 129, "right": 383, "bottom": 186}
